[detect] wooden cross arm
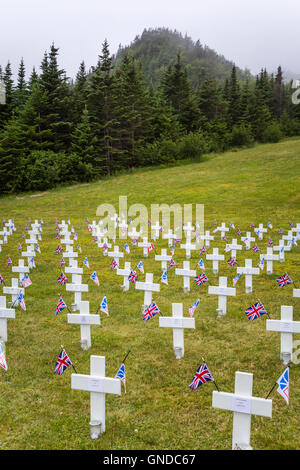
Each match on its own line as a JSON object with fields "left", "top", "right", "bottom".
{"left": 266, "top": 319, "right": 300, "bottom": 333}
{"left": 67, "top": 314, "right": 101, "bottom": 325}
{"left": 0, "top": 310, "right": 16, "bottom": 318}
{"left": 212, "top": 391, "right": 272, "bottom": 418}
{"left": 71, "top": 374, "right": 121, "bottom": 395}
{"left": 159, "top": 317, "right": 195, "bottom": 329}
{"left": 66, "top": 284, "right": 89, "bottom": 292}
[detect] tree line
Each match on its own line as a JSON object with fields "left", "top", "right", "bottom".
{"left": 0, "top": 40, "right": 299, "bottom": 193}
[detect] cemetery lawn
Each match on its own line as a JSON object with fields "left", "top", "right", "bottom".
{"left": 0, "top": 138, "right": 299, "bottom": 450}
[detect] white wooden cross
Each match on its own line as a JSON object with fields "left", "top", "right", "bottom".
{"left": 63, "top": 245, "right": 78, "bottom": 265}
{"left": 3, "top": 278, "right": 24, "bottom": 307}
{"left": 108, "top": 246, "right": 123, "bottom": 266}
{"left": 175, "top": 261, "right": 196, "bottom": 293}
{"left": 31, "top": 220, "right": 42, "bottom": 232}
{"left": 218, "top": 222, "right": 229, "bottom": 239}
{"left": 159, "top": 303, "right": 195, "bottom": 359}
{"left": 155, "top": 249, "right": 172, "bottom": 271}
{"left": 128, "top": 226, "right": 141, "bottom": 240}
{"left": 212, "top": 371, "right": 272, "bottom": 450}
{"left": 282, "top": 230, "right": 296, "bottom": 247}
{"left": 200, "top": 230, "right": 214, "bottom": 249}
{"left": 65, "top": 259, "right": 84, "bottom": 282}
{"left": 183, "top": 221, "right": 195, "bottom": 240}
{"left": 225, "top": 238, "right": 242, "bottom": 258}
{"left": 291, "top": 223, "right": 300, "bottom": 240}
{"left": 0, "top": 296, "right": 16, "bottom": 343}
{"left": 135, "top": 273, "right": 160, "bottom": 309}
{"left": 61, "top": 234, "right": 74, "bottom": 251}
{"left": 118, "top": 219, "right": 128, "bottom": 238}
{"left": 180, "top": 238, "right": 196, "bottom": 259}
{"left": 237, "top": 259, "right": 260, "bottom": 293}
{"left": 0, "top": 227, "right": 9, "bottom": 242}
{"left": 266, "top": 305, "right": 300, "bottom": 365}
{"left": 293, "top": 289, "right": 300, "bottom": 299}
{"left": 67, "top": 301, "right": 100, "bottom": 350}
{"left": 206, "top": 248, "right": 224, "bottom": 275}
{"left": 259, "top": 247, "right": 279, "bottom": 275}
{"left": 151, "top": 221, "right": 161, "bottom": 239}
{"left": 98, "top": 237, "right": 111, "bottom": 256}
{"left": 66, "top": 273, "right": 88, "bottom": 311}
{"left": 12, "top": 259, "right": 29, "bottom": 285}
{"left": 241, "top": 232, "right": 255, "bottom": 250}
{"left": 255, "top": 223, "right": 267, "bottom": 240}
{"left": 116, "top": 262, "right": 132, "bottom": 291}
{"left": 138, "top": 237, "right": 152, "bottom": 258}
{"left": 71, "top": 355, "right": 121, "bottom": 438}
{"left": 163, "top": 229, "right": 176, "bottom": 247}
{"left": 208, "top": 276, "right": 236, "bottom": 316}
{"left": 21, "top": 249, "right": 36, "bottom": 269}
{"left": 273, "top": 239, "right": 291, "bottom": 262}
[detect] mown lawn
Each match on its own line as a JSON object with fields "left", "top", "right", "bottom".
{"left": 0, "top": 138, "right": 299, "bottom": 450}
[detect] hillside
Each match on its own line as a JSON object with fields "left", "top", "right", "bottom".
{"left": 114, "top": 28, "right": 252, "bottom": 86}
{"left": 0, "top": 139, "right": 299, "bottom": 450}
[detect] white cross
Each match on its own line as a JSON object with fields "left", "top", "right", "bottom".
{"left": 254, "top": 224, "right": 267, "bottom": 240}
{"left": 260, "top": 247, "right": 279, "bottom": 274}
{"left": 65, "top": 259, "right": 83, "bottom": 282}
{"left": 237, "top": 259, "right": 260, "bottom": 293}
{"left": 12, "top": 259, "right": 29, "bottom": 285}
{"left": 206, "top": 248, "right": 224, "bottom": 275}
{"left": 135, "top": 273, "right": 160, "bottom": 309}
{"left": 291, "top": 223, "right": 300, "bottom": 240}
{"left": 208, "top": 276, "right": 236, "bottom": 316}
{"left": 71, "top": 355, "right": 121, "bottom": 438}
{"left": 3, "top": 278, "right": 24, "bottom": 306}
{"left": 138, "top": 237, "right": 152, "bottom": 258}
{"left": 266, "top": 305, "right": 300, "bottom": 365}
{"left": 155, "top": 249, "right": 172, "bottom": 271}
{"left": 212, "top": 371, "right": 272, "bottom": 450}
{"left": 175, "top": 261, "right": 196, "bottom": 293}
{"left": 151, "top": 221, "right": 161, "bottom": 239}
{"left": 0, "top": 296, "right": 16, "bottom": 343}
{"left": 225, "top": 239, "right": 242, "bottom": 258}
{"left": 241, "top": 232, "right": 255, "bottom": 250}
{"left": 108, "top": 246, "right": 123, "bottom": 266}
{"left": 61, "top": 235, "right": 74, "bottom": 252}
{"left": 217, "top": 222, "right": 229, "bottom": 239}
{"left": 159, "top": 303, "right": 195, "bottom": 359}
{"left": 183, "top": 222, "right": 195, "bottom": 240}
{"left": 98, "top": 237, "right": 111, "bottom": 256}
{"left": 21, "top": 249, "right": 36, "bottom": 268}
{"left": 128, "top": 227, "right": 141, "bottom": 240}
{"left": 118, "top": 219, "right": 128, "bottom": 239}
{"left": 180, "top": 238, "right": 196, "bottom": 259}
{"left": 163, "top": 229, "right": 176, "bottom": 247}
{"left": 0, "top": 228, "right": 8, "bottom": 242}
{"left": 282, "top": 230, "right": 296, "bottom": 247}
{"left": 200, "top": 230, "right": 214, "bottom": 249}
{"left": 273, "top": 239, "right": 291, "bottom": 262}
{"left": 116, "top": 262, "right": 132, "bottom": 291}
{"left": 66, "top": 273, "right": 88, "bottom": 311}
{"left": 31, "top": 220, "right": 42, "bottom": 232}
{"left": 68, "top": 301, "right": 100, "bottom": 350}
{"left": 293, "top": 289, "right": 300, "bottom": 298}
{"left": 63, "top": 246, "right": 78, "bottom": 265}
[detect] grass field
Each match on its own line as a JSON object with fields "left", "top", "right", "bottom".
{"left": 0, "top": 138, "right": 299, "bottom": 450}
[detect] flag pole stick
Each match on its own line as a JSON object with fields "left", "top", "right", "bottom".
{"left": 122, "top": 350, "right": 131, "bottom": 364}
{"left": 265, "top": 381, "right": 277, "bottom": 400}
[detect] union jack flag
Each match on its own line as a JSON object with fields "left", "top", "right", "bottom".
{"left": 227, "top": 257, "right": 237, "bottom": 267}
{"left": 276, "top": 274, "right": 292, "bottom": 287}
{"left": 252, "top": 244, "right": 259, "bottom": 253}
{"left": 56, "top": 245, "right": 62, "bottom": 254}
{"left": 21, "top": 274, "right": 32, "bottom": 288}
{"left": 60, "top": 258, "right": 65, "bottom": 267}
{"left": 0, "top": 274, "right": 4, "bottom": 285}
{"left": 276, "top": 367, "right": 289, "bottom": 405}
{"left": 199, "top": 246, "right": 206, "bottom": 254}
{"left": 268, "top": 238, "right": 273, "bottom": 247}
{"left": 0, "top": 342, "right": 7, "bottom": 371}
{"left": 142, "top": 302, "right": 160, "bottom": 322}
{"left": 194, "top": 274, "right": 208, "bottom": 285}
{"left": 250, "top": 222, "right": 255, "bottom": 228}
{"left": 54, "top": 348, "right": 72, "bottom": 376}
{"left": 189, "top": 298, "right": 200, "bottom": 317}
{"left": 148, "top": 243, "right": 155, "bottom": 253}
{"left": 245, "top": 301, "right": 267, "bottom": 321}
{"left": 115, "top": 363, "right": 126, "bottom": 393}
{"left": 128, "top": 270, "right": 138, "bottom": 283}
{"left": 7, "top": 257, "right": 12, "bottom": 267}
{"left": 110, "top": 259, "right": 118, "bottom": 270}
{"left": 55, "top": 297, "right": 67, "bottom": 316}
{"left": 57, "top": 273, "right": 67, "bottom": 285}
{"left": 168, "top": 258, "right": 175, "bottom": 269}
{"left": 17, "top": 292, "right": 26, "bottom": 311}
{"left": 236, "top": 229, "right": 241, "bottom": 235}
{"left": 56, "top": 232, "right": 61, "bottom": 239}
{"left": 189, "top": 363, "right": 214, "bottom": 391}
{"left": 90, "top": 271, "right": 100, "bottom": 286}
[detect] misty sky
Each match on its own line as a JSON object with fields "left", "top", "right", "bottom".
{"left": 1, "top": 0, "right": 299, "bottom": 80}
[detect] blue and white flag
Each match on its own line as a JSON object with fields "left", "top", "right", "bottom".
{"left": 189, "top": 298, "right": 200, "bottom": 317}
{"left": 161, "top": 270, "right": 168, "bottom": 285}
{"left": 124, "top": 243, "right": 130, "bottom": 254}
{"left": 137, "top": 261, "right": 144, "bottom": 273}
{"left": 100, "top": 296, "right": 109, "bottom": 316}
{"left": 115, "top": 363, "right": 126, "bottom": 393}
{"left": 277, "top": 367, "right": 289, "bottom": 405}
{"left": 198, "top": 258, "right": 205, "bottom": 269}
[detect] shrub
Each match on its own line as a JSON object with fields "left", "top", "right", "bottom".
{"left": 230, "top": 124, "right": 254, "bottom": 147}
{"left": 260, "top": 122, "right": 283, "bottom": 143}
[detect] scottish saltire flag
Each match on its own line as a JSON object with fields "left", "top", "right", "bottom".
{"left": 137, "top": 261, "right": 144, "bottom": 273}
{"left": 83, "top": 257, "right": 90, "bottom": 268}
{"left": 0, "top": 274, "right": 4, "bottom": 285}
{"left": 252, "top": 244, "right": 259, "bottom": 253}
{"left": 243, "top": 238, "right": 250, "bottom": 248}
{"left": 189, "top": 298, "right": 200, "bottom": 317}
{"left": 56, "top": 245, "right": 62, "bottom": 254}
{"left": 40, "top": 218, "right": 43, "bottom": 224}
{"left": 110, "top": 259, "right": 118, "bottom": 270}
{"left": 227, "top": 258, "right": 237, "bottom": 267}
{"left": 17, "top": 292, "right": 26, "bottom": 311}
{"left": 115, "top": 363, "right": 126, "bottom": 393}
{"left": 57, "top": 273, "right": 67, "bottom": 285}
{"left": 54, "top": 348, "right": 72, "bottom": 376}
{"left": 142, "top": 302, "right": 160, "bottom": 322}
{"left": 90, "top": 271, "right": 100, "bottom": 286}
{"left": 267, "top": 221, "right": 273, "bottom": 229}
{"left": 168, "top": 258, "right": 175, "bottom": 269}
{"left": 100, "top": 296, "right": 109, "bottom": 315}
{"left": 38, "top": 233, "right": 42, "bottom": 241}
{"left": 198, "top": 258, "right": 205, "bottom": 269}
{"left": 128, "top": 270, "right": 138, "bottom": 283}
{"left": 0, "top": 342, "right": 7, "bottom": 371}
{"left": 291, "top": 237, "right": 298, "bottom": 246}
{"left": 189, "top": 363, "right": 214, "bottom": 391}
{"left": 233, "top": 273, "right": 242, "bottom": 286}
{"left": 148, "top": 243, "right": 155, "bottom": 253}
{"left": 7, "top": 257, "right": 12, "bottom": 267}
{"left": 60, "top": 258, "right": 65, "bottom": 267}
{"left": 55, "top": 297, "right": 67, "bottom": 316}
{"left": 245, "top": 301, "right": 267, "bottom": 321}
{"left": 30, "top": 257, "right": 36, "bottom": 268}
{"left": 276, "top": 367, "right": 289, "bottom": 405}
{"left": 276, "top": 274, "right": 292, "bottom": 287}
{"left": 199, "top": 246, "right": 206, "bottom": 255}
{"left": 194, "top": 274, "right": 208, "bottom": 286}
{"left": 21, "top": 274, "right": 32, "bottom": 288}
{"left": 161, "top": 270, "right": 168, "bottom": 285}
{"left": 36, "top": 243, "right": 41, "bottom": 253}
{"left": 258, "top": 256, "right": 265, "bottom": 270}
{"left": 230, "top": 222, "right": 235, "bottom": 229}
{"left": 268, "top": 238, "right": 273, "bottom": 247}
{"left": 124, "top": 243, "right": 130, "bottom": 254}
{"left": 224, "top": 244, "right": 231, "bottom": 253}
{"left": 77, "top": 244, "right": 81, "bottom": 253}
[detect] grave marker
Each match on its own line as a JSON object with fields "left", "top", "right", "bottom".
{"left": 159, "top": 303, "right": 195, "bottom": 359}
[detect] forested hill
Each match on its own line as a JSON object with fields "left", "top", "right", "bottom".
{"left": 114, "top": 28, "right": 252, "bottom": 86}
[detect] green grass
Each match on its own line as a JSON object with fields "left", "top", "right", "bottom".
{"left": 0, "top": 138, "right": 299, "bottom": 450}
